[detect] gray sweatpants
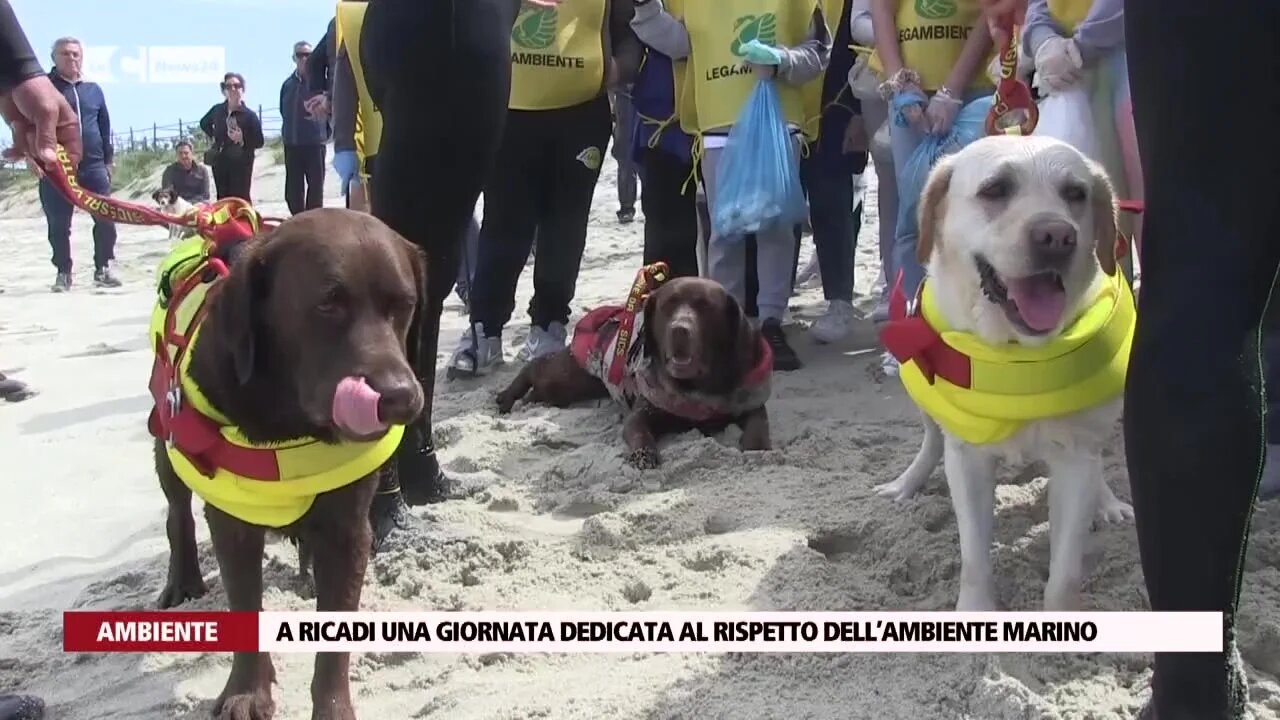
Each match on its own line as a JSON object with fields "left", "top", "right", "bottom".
{"left": 701, "top": 143, "right": 800, "bottom": 322}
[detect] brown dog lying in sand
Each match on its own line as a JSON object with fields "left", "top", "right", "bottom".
{"left": 149, "top": 209, "right": 424, "bottom": 719}
{"left": 496, "top": 274, "right": 773, "bottom": 468}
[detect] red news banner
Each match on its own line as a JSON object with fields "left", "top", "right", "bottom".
{"left": 64, "top": 611, "right": 1224, "bottom": 654}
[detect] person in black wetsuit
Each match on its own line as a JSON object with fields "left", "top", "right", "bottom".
{"left": 359, "top": 0, "right": 560, "bottom": 530}
{"left": 0, "top": 1, "right": 74, "bottom": 709}
{"left": 980, "top": 1, "right": 1280, "bottom": 718}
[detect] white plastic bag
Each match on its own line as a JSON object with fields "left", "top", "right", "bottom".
{"left": 1035, "top": 86, "right": 1099, "bottom": 162}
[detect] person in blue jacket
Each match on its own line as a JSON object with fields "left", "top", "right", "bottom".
{"left": 279, "top": 41, "right": 330, "bottom": 215}
{"left": 37, "top": 37, "right": 119, "bottom": 292}
{"left": 631, "top": 45, "right": 698, "bottom": 279}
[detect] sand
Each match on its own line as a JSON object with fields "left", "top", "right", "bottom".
{"left": 3, "top": 147, "right": 1280, "bottom": 720}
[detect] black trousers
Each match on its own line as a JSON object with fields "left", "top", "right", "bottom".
{"left": 212, "top": 158, "right": 254, "bottom": 201}
{"left": 469, "top": 95, "right": 613, "bottom": 336}
{"left": 366, "top": 0, "right": 516, "bottom": 469}
{"left": 1124, "top": 1, "right": 1280, "bottom": 717}
{"left": 283, "top": 143, "right": 326, "bottom": 215}
{"left": 639, "top": 147, "right": 699, "bottom": 279}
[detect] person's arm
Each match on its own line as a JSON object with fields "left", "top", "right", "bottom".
{"left": 199, "top": 104, "right": 218, "bottom": 140}
{"left": 941, "top": 16, "right": 993, "bottom": 94}
{"left": 243, "top": 111, "right": 264, "bottom": 150}
{"left": 307, "top": 24, "right": 332, "bottom": 96}
{"left": 1071, "top": 0, "right": 1124, "bottom": 62}
{"left": 97, "top": 87, "right": 113, "bottom": 167}
{"left": 630, "top": 0, "right": 690, "bottom": 60}
{"left": 849, "top": 0, "right": 875, "bottom": 47}
{"left": 775, "top": 6, "right": 832, "bottom": 86}
{"left": 200, "top": 165, "right": 211, "bottom": 201}
{"left": 331, "top": 46, "right": 358, "bottom": 152}
{"left": 0, "top": 0, "right": 42, "bottom": 94}
{"left": 870, "top": 0, "right": 906, "bottom": 76}
{"left": 610, "top": 0, "right": 642, "bottom": 85}
{"left": 1021, "top": 0, "right": 1060, "bottom": 56}
{"left": 279, "top": 77, "right": 291, "bottom": 125}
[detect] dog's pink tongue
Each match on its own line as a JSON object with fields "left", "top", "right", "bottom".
{"left": 332, "top": 376, "right": 387, "bottom": 436}
{"left": 1005, "top": 274, "right": 1067, "bottom": 332}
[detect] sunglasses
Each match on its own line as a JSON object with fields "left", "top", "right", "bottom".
{"left": 223, "top": 83, "right": 243, "bottom": 90}
{"left": 295, "top": 52, "right": 311, "bottom": 59}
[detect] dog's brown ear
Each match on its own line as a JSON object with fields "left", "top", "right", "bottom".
{"left": 402, "top": 239, "right": 428, "bottom": 372}
{"left": 1089, "top": 162, "right": 1119, "bottom": 276}
{"left": 208, "top": 238, "right": 267, "bottom": 385}
{"left": 916, "top": 158, "right": 955, "bottom": 264}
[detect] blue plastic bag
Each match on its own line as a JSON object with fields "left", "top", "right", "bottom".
{"left": 896, "top": 94, "right": 994, "bottom": 236}
{"left": 711, "top": 56, "right": 807, "bottom": 240}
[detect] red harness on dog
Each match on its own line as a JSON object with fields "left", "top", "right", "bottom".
{"left": 569, "top": 264, "right": 773, "bottom": 422}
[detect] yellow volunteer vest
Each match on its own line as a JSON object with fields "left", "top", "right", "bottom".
{"left": 150, "top": 238, "right": 404, "bottom": 528}
{"left": 867, "top": 0, "right": 993, "bottom": 92}
{"left": 1047, "top": 0, "right": 1091, "bottom": 33}
{"left": 899, "top": 272, "right": 1135, "bottom": 446}
{"left": 336, "top": 2, "right": 382, "bottom": 178}
{"left": 682, "top": 0, "right": 817, "bottom": 134}
{"left": 798, "top": 0, "right": 846, "bottom": 142}
{"left": 509, "top": 0, "right": 608, "bottom": 111}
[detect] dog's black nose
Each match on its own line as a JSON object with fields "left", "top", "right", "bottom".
{"left": 669, "top": 325, "right": 693, "bottom": 359}
{"left": 1028, "top": 218, "right": 1077, "bottom": 255}
{"left": 374, "top": 375, "right": 424, "bottom": 425}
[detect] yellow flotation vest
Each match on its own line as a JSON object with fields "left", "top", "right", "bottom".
{"left": 509, "top": 0, "right": 608, "bottom": 111}
{"left": 147, "top": 237, "right": 403, "bottom": 528}
{"left": 881, "top": 272, "right": 1135, "bottom": 446}
{"left": 867, "top": 0, "right": 993, "bottom": 92}
{"left": 681, "top": 0, "right": 818, "bottom": 134}
{"left": 335, "top": 2, "right": 381, "bottom": 179}
{"left": 1047, "top": 0, "right": 1091, "bottom": 33}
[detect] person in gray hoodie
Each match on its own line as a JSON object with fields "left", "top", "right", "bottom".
{"left": 630, "top": 0, "right": 831, "bottom": 372}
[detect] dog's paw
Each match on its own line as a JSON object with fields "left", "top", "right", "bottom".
{"left": 156, "top": 574, "right": 208, "bottom": 609}
{"left": 626, "top": 447, "right": 660, "bottom": 470}
{"left": 215, "top": 691, "right": 275, "bottom": 720}
{"left": 311, "top": 702, "right": 356, "bottom": 720}
{"left": 1095, "top": 496, "right": 1134, "bottom": 526}
{"left": 873, "top": 477, "right": 921, "bottom": 502}
{"left": 738, "top": 434, "right": 771, "bottom": 453}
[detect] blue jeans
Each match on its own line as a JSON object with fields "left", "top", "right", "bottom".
{"left": 887, "top": 89, "right": 988, "bottom": 298}
{"left": 38, "top": 162, "right": 117, "bottom": 273}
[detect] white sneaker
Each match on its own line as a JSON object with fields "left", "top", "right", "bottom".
{"left": 869, "top": 281, "right": 891, "bottom": 323}
{"left": 795, "top": 252, "right": 822, "bottom": 289}
{"left": 516, "top": 322, "right": 567, "bottom": 362}
{"left": 810, "top": 300, "right": 854, "bottom": 344}
{"left": 880, "top": 350, "right": 900, "bottom": 377}
{"left": 446, "top": 324, "right": 504, "bottom": 378}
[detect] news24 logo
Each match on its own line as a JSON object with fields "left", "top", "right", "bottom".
{"left": 82, "top": 46, "right": 226, "bottom": 85}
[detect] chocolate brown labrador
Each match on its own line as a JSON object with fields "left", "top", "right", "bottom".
{"left": 154, "top": 209, "right": 425, "bottom": 720}
{"left": 496, "top": 277, "right": 772, "bottom": 468}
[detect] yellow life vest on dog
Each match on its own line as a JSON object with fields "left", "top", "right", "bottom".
{"left": 335, "top": 2, "right": 381, "bottom": 178}
{"left": 881, "top": 272, "right": 1135, "bottom": 446}
{"left": 147, "top": 237, "right": 403, "bottom": 528}
{"left": 509, "top": 0, "right": 608, "bottom": 111}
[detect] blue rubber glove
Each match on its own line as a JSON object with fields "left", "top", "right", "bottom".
{"left": 740, "top": 39, "right": 783, "bottom": 79}
{"left": 333, "top": 150, "right": 359, "bottom": 194}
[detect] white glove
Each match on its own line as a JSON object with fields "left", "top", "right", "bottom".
{"left": 1033, "top": 35, "right": 1083, "bottom": 95}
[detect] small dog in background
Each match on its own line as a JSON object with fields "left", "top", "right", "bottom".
{"left": 151, "top": 187, "right": 194, "bottom": 242}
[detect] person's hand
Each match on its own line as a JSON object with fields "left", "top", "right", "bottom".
{"left": 842, "top": 117, "right": 868, "bottom": 154}
{"left": 926, "top": 91, "right": 963, "bottom": 135}
{"left": 106, "top": 163, "right": 113, "bottom": 183}
{"left": 980, "top": 0, "right": 1027, "bottom": 46}
{"left": 894, "top": 83, "right": 929, "bottom": 133}
{"left": 333, "top": 150, "right": 359, "bottom": 188}
{"left": 0, "top": 74, "right": 82, "bottom": 173}
{"left": 304, "top": 94, "right": 330, "bottom": 120}
{"left": 1033, "top": 35, "right": 1083, "bottom": 94}
{"left": 745, "top": 62, "right": 777, "bottom": 79}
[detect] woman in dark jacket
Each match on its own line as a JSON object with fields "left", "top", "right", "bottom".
{"left": 199, "top": 72, "right": 265, "bottom": 200}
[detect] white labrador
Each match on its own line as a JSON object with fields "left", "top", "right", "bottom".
{"left": 877, "top": 135, "right": 1134, "bottom": 612}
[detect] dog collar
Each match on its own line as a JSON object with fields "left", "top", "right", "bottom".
{"left": 879, "top": 269, "right": 1135, "bottom": 445}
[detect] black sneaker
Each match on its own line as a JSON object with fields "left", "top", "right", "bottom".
{"left": 398, "top": 422, "right": 457, "bottom": 506}
{"left": 94, "top": 265, "right": 122, "bottom": 288}
{"left": 761, "top": 319, "right": 801, "bottom": 372}
{"left": 617, "top": 208, "right": 636, "bottom": 224}
{"left": 0, "top": 373, "right": 36, "bottom": 403}
{"left": 51, "top": 272, "right": 71, "bottom": 293}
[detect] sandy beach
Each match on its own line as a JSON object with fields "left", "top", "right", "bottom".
{"left": 3, "top": 148, "right": 1280, "bottom": 720}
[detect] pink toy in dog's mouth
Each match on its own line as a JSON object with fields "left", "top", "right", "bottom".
{"left": 332, "top": 376, "right": 388, "bottom": 437}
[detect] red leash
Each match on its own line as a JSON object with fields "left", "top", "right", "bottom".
{"left": 41, "top": 144, "right": 282, "bottom": 252}
{"left": 985, "top": 14, "right": 1038, "bottom": 137}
